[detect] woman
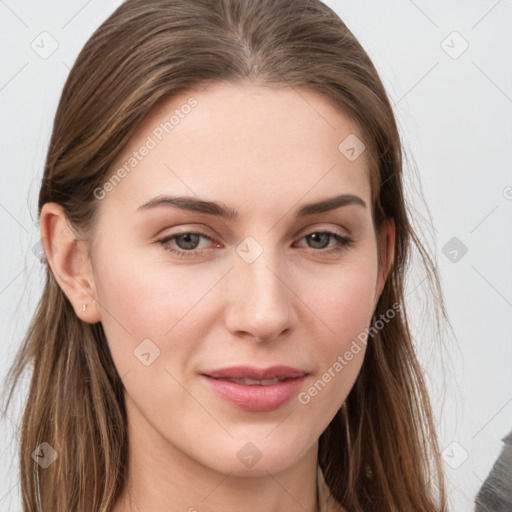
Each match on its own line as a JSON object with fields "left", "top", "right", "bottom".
{"left": 1, "top": 0, "right": 449, "bottom": 510}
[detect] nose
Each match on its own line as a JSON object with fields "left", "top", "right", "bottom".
{"left": 224, "top": 249, "right": 295, "bottom": 342}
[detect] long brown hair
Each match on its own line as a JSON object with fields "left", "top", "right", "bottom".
{"left": 1, "top": 0, "right": 450, "bottom": 510}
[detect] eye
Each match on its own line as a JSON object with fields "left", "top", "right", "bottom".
{"left": 295, "top": 231, "right": 354, "bottom": 252}
{"left": 158, "top": 229, "right": 354, "bottom": 258}
{"left": 158, "top": 231, "right": 219, "bottom": 257}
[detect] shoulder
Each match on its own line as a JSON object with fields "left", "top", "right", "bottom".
{"left": 475, "top": 429, "right": 512, "bottom": 510}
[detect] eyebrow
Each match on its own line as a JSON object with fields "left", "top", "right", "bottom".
{"left": 136, "top": 193, "right": 366, "bottom": 219}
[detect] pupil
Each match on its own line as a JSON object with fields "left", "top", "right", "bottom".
{"left": 177, "top": 233, "right": 200, "bottom": 250}
{"left": 308, "top": 233, "right": 329, "bottom": 249}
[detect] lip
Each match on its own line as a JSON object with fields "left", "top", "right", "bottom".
{"left": 204, "top": 365, "right": 307, "bottom": 380}
{"left": 201, "top": 366, "right": 308, "bottom": 412}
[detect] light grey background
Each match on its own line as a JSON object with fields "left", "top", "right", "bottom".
{"left": 1, "top": 1, "right": 511, "bottom": 510}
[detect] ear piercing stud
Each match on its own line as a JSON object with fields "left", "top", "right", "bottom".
{"left": 82, "top": 304, "right": 87, "bottom": 311}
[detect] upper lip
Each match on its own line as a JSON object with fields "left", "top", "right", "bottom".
{"left": 202, "top": 365, "right": 308, "bottom": 380}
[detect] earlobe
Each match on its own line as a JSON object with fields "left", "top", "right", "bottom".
{"left": 39, "top": 202, "right": 101, "bottom": 323}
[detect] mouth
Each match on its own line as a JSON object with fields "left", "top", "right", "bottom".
{"left": 203, "top": 365, "right": 307, "bottom": 381}
{"left": 214, "top": 376, "right": 289, "bottom": 386}
{"left": 200, "top": 365, "right": 309, "bottom": 412}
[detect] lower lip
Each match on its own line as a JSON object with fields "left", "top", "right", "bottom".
{"left": 201, "top": 375, "right": 307, "bottom": 412}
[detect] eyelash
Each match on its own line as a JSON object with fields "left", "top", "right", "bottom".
{"left": 158, "top": 230, "right": 354, "bottom": 258}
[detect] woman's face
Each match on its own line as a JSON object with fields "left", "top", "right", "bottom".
{"left": 87, "top": 82, "right": 393, "bottom": 476}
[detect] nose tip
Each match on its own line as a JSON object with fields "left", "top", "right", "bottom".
{"left": 224, "top": 258, "right": 294, "bottom": 342}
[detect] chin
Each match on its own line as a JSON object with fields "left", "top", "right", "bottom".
{"left": 192, "top": 431, "right": 316, "bottom": 477}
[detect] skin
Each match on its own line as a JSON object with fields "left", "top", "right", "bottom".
{"left": 41, "top": 82, "right": 394, "bottom": 512}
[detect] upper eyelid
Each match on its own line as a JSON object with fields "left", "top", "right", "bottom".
{"left": 159, "top": 221, "right": 351, "bottom": 239}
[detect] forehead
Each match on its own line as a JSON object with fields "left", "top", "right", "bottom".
{"left": 99, "top": 82, "right": 371, "bottom": 216}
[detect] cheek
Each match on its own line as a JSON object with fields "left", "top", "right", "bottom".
{"left": 317, "top": 273, "right": 375, "bottom": 331}
{"left": 92, "top": 246, "right": 226, "bottom": 373}
{"left": 302, "top": 250, "right": 378, "bottom": 344}
{"left": 296, "top": 253, "right": 378, "bottom": 413}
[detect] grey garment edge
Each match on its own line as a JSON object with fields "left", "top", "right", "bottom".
{"left": 474, "top": 429, "right": 512, "bottom": 512}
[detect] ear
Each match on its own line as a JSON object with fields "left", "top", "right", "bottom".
{"left": 40, "top": 202, "right": 101, "bottom": 324}
{"left": 373, "top": 218, "right": 395, "bottom": 309}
